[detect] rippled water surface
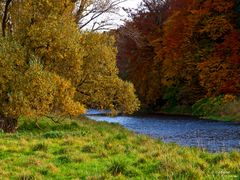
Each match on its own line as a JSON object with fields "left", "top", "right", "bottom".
{"left": 86, "top": 110, "right": 240, "bottom": 152}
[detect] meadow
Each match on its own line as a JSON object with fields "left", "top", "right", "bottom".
{"left": 0, "top": 116, "right": 239, "bottom": 179}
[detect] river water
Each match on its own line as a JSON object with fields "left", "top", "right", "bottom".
{"left": 86, "top": 110, "right": 240, "bottom": 152}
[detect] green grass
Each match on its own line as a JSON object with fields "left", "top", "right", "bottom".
{"left": 0, "top": 116, "right": 239, "bottom": 179}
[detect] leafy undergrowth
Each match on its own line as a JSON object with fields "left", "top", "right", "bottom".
{"left": 0, "top": 116, "right": 239, "bottom": 179}
{"left": 192, "top": 95, "right": 240, "bottom": 122}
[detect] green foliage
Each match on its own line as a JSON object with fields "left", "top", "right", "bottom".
{"left": 162, "top": 86, "right": 180, "bottom": 107}
{"left": 192, "top": 96, "right": 224, "bottom": 117}
{"left": 192, "top": 95, "right": 240, "bottom": 121}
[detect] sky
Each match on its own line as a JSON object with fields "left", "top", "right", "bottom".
{"left": 120, "top": 0, "right": 142, "bottom": 10}
{"left": 83, "top": 0, "right": 143, "bottom": 30}
{"left": 114, "top": 0, "right": 142, "bottom": 26}
{"left": 117, "top": 0, "right": 142, "bottom": 23}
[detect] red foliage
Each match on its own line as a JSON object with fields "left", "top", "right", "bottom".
{"left": 116, "top": 0, "right": 240, "bottom": 108}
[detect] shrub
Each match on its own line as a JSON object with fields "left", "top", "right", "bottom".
{"left": 192, "top": 94, "right": 240, "bottom": 121}
{"left": 192, "top": 96, "right": 224, "bottom": 116}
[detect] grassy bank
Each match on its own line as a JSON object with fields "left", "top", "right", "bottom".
{"left": 0, "top": 116, "right": 239, "bottom": 179}
{"left": 153, "top": 96, "right": 240, "bottom": 122}
{"left": 158, "top": 105, "right": 240, "bottom": 122}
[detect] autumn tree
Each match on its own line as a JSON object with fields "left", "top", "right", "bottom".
{"left": 197, "top": 0, "right": 240, "bottom": 96}
{"left": 0, "top": 0, "right": 140, "bottom": 132}
{"left": 117, "top": 0, "right": 240, "bottom": 111}
{"left": 10, "top": 0, "right": 85, "bottom": 86}
{"left": 116, "top": 0, "right": 170, "bottom": 108}
{"left": 0, "top": 37, "right": 84, "bottom": 133}
{"left": 77, "top": 32, "right": 140, "bottom": 114}
{"left": 157, "top": 0, "right": 207, "bottom": 106}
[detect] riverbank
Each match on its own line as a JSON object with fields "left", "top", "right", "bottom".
{"left": 137, "top": 95, "right": 240, "bottom": 123}
{"left": 140, "top": 104, "right": 240, "bottom": 123}
{"left": 158, "top": 107, "right": 240, "bottom": 123}
{"left": 0, "top": 116, "right": 239, "bottom": 179}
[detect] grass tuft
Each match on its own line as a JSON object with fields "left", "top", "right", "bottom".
{"left": 17, "top": 173, "right": 36, "bottom": 180}
{"left": 43, "top": 131, "right": 64, "bottom": 138}
{"left": 56, "top": 155, "right": 72, "bottom": 164}
{"left": 82, "top": 144, "right": 96, "bottom": 153}
{"left": 108, "top": 159, "right": 127, "bottom": 176}
{"left": 32, "top": 142, "right": 48, "bottom": 152}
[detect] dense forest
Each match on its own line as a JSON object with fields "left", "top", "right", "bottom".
{"left": 116, "top": 0, "right": 240, "bottom": 120}
{"left": 0, "top": 0, "right": 140, "bottom": 133}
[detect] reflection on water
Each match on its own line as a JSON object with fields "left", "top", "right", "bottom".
{"left": 86, "top": 110, "right": 240, "bottom": 152}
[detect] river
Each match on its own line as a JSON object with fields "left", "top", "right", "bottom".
{"left": 86, "top": 110, "right": 240, "bottom": 152}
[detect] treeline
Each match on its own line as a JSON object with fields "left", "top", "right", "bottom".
{"left": 116, "top": 0, "right": 240, "bottom": 119}
{"left": 0, "top": 0, "right": 140, "bottom": 133}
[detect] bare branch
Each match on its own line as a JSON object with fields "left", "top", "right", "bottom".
{"left": 73, "top": 0, "right": 126, "bottom": 31}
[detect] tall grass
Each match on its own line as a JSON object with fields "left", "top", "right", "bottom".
{"left": 0, "top": 116, "right": 239, "bottom": 179}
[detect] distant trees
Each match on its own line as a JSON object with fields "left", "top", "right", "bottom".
{"left": 116, "top": 0, "right": 168, "bottom": 107}
{"left": 0, "top": 0, "right": 139, "bottom": 132}
{"left": 116, "top": 0, "right": 240, "bottom": 110}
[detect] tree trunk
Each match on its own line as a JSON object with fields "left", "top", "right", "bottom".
{"left": 0, "top": 116, "right": 17, "bottom": 133}
{"left": 2, "top": 0, "right": 13, "bottom": 37}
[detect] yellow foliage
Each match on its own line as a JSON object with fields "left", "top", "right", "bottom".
{"left": 0, "top": 38, "right": 26, "bottom": 115}
{"left": 12, "top": 0, "right": 84, "bottom": 85}
{"left": 77, "top": 32, "right": 140, "bottom": 114}
{"left": 0, "top": 0, "right": 139, "bottom": 126}
{"left": 2, "top": 61, "right": 85, "bottom": 118}
{"left": 222, "top": 94, "right": 236, "bottom": 104}
{"left": 52, "top": 74, "right": 86, "bottom": 116}
{"left": 3, "top": 62, "right": 56, "bottom": 118}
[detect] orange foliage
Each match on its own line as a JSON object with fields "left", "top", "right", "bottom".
{"left": 116, "top": 0, "right": 240, "bottom": 108}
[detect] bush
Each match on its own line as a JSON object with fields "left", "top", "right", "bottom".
{"left": 192, "top": 95, "right": 239, "bottom": 121}
{"left": 192, "top": 95, "right": 224, "bottom": 116}
{"left": 220, "top": 99, "right": 240, "bottom": 120}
